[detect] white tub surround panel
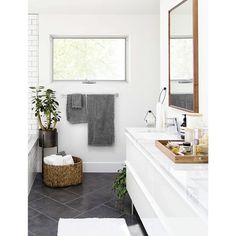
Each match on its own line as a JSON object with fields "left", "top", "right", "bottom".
{"left": 39, "top": 14, "right": 160, "bottom": 172}
{"left": 125, "top": 128, "right": 208, "bottom": 236}
{"left": 28, "top": 135, "right": 39, "bottom": 193}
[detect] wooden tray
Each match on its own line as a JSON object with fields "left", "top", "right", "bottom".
{"left": 155, "top": 140, "right": 208, "bottom": 164}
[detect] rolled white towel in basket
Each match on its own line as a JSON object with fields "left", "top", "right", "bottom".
{"left": 62, "top": 155, "right": 74, "bottom": 165}
{"left": 44, "top": 155, "right": 63, "bottom": 165}
{"left": 44, "top": 154, "right": 74, "bottom": 166}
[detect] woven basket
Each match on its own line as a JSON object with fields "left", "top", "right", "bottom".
{"left": 43, "top": 156, "right": 83, "bottom": 187}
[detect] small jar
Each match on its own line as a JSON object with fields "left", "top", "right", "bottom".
{"left": 183, "top": 142, "right": 191, "bottom": 152}
{"left": 185, "top": 128, "right": 194, "bottom": 143}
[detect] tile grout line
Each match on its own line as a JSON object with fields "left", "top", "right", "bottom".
{"left": 63, "top": 184, "right": 114, "bottom": 205}
{"left": 74, "top": 197, "right": 118, "bottom": 218}
{"left": 28, "top": 206, "right": 41, "bottom": 220}
{"left": 64, "top": 188, "right": 102, "bottom": 198}
{"left": 28, "top": 229, "right": 36, "bottom": 236}
{"left": 32, "top": 182, "right": 111, "bottom": 204}
{"left": 29, "top": 194, "right": 82, "bottom": 214}
{"left": 28, "top": 206, "right": 58, "bottom": 223}
{"left": 32, "top": 188, "right": 82, "bottom": 206}
{"left": 100, "top": 204, "right": 125, "bottom": 218}
{"left": 28, "top": 195, "right": 45, "bottom": 203}
{"left": 102, "top": 202, "right": 130, "bottom": 214}
{"left": 64, "top": 182, "right": 113, "bottom": 199}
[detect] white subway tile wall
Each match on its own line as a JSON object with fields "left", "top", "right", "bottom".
{"left": 28, "top": 14, "right": 39, "bottom": 135}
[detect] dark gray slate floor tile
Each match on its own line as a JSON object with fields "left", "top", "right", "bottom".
{"left": 97, "top": 173, "right": 116, "bottom": 182}
{"left": 65, "top": 194, "right": 105, "bottom": 214}
{"left": 65, "top": 173, "right": 116, "bottom": 197}
{"left": 28, "top": 190, "right": 44, "bottom": 202}
{"left": 32, "top": 183, "right": 68, "bottom": 196}
{"left": 77, "top": 205, "right": 121, "bottom": 218}
{"left": 34, "top": 173, "right": 43, "bottom": 183}
{"left": 31, "top": 174, "right": 70, "bottom": 197}
{"left": 28, "top": 214, "right": 58, "bottom": 236}
{"left": 28, "top": 207, "right": 40, "bottom": 219}
{"left": 29, "top": 197, "right": 79, "bottom": 220}
{"left": 91, "top": 185, "right": 116, "bottom": 203}
{"left": 28, "top": 231, "right": 35, "bottom": 236}
{"left": 66, "top": 182, "right": 98, "bottom": 196}
{"left": 104, "top": 195, "right": 132, "bottom": 215}
{"left": 66, "top": 185, "right": 115, "bottom": 213}
{"left": 82, "top": 173, "right": 116, "bottom": 189}
{"left": 43, "top": 189, "right": 80, "bottom": 204}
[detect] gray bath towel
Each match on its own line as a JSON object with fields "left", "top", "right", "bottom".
{"left": 71, "top": 94, "right": 82, "bottom": 109}
{"left": 66, "top": 94, "right": 87, "bottom": 124}
{"left": 87, "top": 95, "right": 114, "bottom": 146}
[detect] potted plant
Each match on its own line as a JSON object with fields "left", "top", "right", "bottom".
{"left": 112, "top": 166, "right": 130, "bottom": 212}
{"left": 112, "top": 166, "right": 127, "bottom": 199}
{"left": 30, "top": 86, "right": 61, "bottom": 147}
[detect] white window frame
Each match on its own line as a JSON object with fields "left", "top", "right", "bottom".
{"left": 50, "top": 35, "right": 128, "bottom": 82}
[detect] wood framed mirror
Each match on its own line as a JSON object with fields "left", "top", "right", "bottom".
{"left": 168, "top": 0, "right": 199, "bottom": 112}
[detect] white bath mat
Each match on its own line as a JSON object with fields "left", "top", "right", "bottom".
{"left": 57, "top": 218, "right": 131, "bottom": 236}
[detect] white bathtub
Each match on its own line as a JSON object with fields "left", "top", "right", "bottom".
{"left": 28, "top": 134, "right": 39, "bottom": 193}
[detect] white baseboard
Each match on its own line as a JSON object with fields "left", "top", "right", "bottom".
{"left": 36, "top": 161, "right": 125, "bottom": 173}
{"left": 83, "top": 162, "right": 124, "bottom": 173}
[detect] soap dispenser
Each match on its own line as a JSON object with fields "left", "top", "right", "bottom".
{"left": 144, "top": 110, "right": 156, "bottom": 127}
{"left": 180, "top": 114, "right": 187, "bottom": 139}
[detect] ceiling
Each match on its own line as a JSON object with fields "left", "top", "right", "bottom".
{"left": 29, "top": 0, "right": 160, "bottom": 15}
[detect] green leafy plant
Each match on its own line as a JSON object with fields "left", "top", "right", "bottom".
{"left": 112, "top": 166, "right": 127, "bottom": 199}
{"left": 30, "top": 86, "right": 61, "bottom": 130}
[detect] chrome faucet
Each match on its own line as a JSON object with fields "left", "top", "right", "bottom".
{"left": 166, "top": 117, "right": 180, "bottom": 135}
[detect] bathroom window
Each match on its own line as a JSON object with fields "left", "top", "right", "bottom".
{"left": 51, "top": 36, "right": 127, "bottom": 81}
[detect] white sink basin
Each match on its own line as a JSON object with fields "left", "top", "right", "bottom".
{"left": 127, "top": 128, "right": 182, "bottom": 141}
{"left": 132, "top": 128, "right": 166, "bottom": 133}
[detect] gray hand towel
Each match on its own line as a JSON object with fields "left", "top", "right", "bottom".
{"left": 66, "top": 94, "right": 87, "bottom": 124}
{"left": 87, "top": 95, "right": 114, "bottom": 146}
{"left": 57, "top": 151, "right": 66, "bottom": 156}
{"left": 71, "top": 94, "right": 82, "bottom": 109}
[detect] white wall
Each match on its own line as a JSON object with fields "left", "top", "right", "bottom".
{"left": 160, "top": 0, "right": 208, "bottom": 124}
{"left": 39, "top": 14, "right": 160, "bottom": 172}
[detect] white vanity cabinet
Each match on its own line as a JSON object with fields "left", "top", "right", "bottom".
{"left": 125, "top": 128, "right": 208, "bottom": 236}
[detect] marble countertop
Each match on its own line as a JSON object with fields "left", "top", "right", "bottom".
{"left": 125, "top": 127, "right": 208, "bottom": 222}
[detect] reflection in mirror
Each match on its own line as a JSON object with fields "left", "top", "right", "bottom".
{"left": 169, "top": 0, "right": 198, "bottom": 112}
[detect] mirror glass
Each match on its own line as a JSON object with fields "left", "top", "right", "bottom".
{"left": 169, "top": 0, "right": 198, "bottom": 112}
